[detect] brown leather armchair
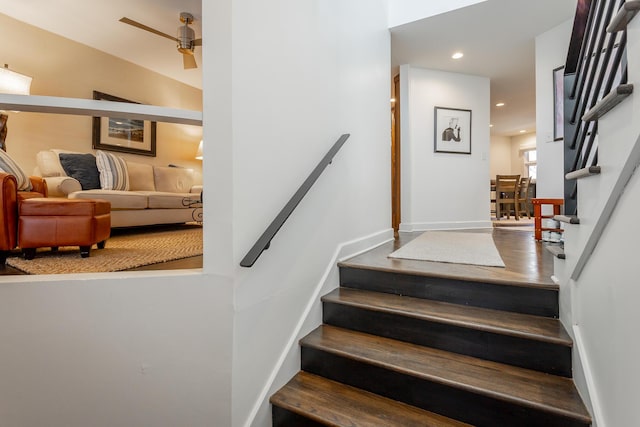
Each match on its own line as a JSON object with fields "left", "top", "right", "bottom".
{"left": 0, "top": 173, "right": 48, "bottom": 265}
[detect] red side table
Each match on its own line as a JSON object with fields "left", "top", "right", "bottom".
{"left": 531, "top": 198, "right": 564, "bottom": 241}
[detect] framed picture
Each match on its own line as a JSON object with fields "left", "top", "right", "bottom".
{"left": 553, "top": 66, "right": 564, "bottom": 141}
{"left": 434, "top": 106, "right": 472, "bottom": 154}
{"left": 92, "top": 91, "right": 156, "bottom": 156}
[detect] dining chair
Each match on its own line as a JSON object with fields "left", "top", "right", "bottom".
{"left": 494, "top": 174, "right": 520, "bottom": 220}
{"left": 516, "top": 176, "right": 532, "bottom": 219}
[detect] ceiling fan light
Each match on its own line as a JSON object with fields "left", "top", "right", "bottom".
{"left": 177, "top": 24, "right": 195, "bottom": 51}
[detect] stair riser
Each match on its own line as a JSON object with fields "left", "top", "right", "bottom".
{"left": 340, "top": 266, "right": 559, "bottom": 317}
{"left": 301, "top": 347, "right": 589, "bottom": 427}
{"left": 272, "top": 407, "right": 325, "bottom": 427}
{"left": 323, "top": 302, "right": 572, "bottom": 377}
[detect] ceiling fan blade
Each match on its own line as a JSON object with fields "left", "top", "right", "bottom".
{"left": 119, "top": 17, "right": 178, "bottom": 42}
{"left": 183, "top": 53, "right": 197, "bottom": 69}
{"left": 193, "top": 38, "right": 202, "bottom": 46}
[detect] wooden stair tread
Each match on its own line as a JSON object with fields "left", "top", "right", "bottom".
{"left": 555, "top": 215, "right": 580, "bottom": 224}
{"left": 271, "top": 371, "right": 471, "bottom": 427}
{"left": 323, "top": 288, "right": 572, "bottom": 346}
{"left": 302, "top": 325, "right": 591, "bottom": 424}
{"left": 545, "top": 245, "right": 566, "bottom": 260}
{"left": 338, "top": 259, "right": 559, "bottom": 290}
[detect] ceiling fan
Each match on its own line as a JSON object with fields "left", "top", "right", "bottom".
{"left": 119, "top": 12, "right": 202, "bottom": 69}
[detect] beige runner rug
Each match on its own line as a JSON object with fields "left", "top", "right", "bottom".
{"left": 6, "top": 226, "right": 203, "bottom": 275}
{"left": 388, "top": 231, "right": 505, "bottom": 267}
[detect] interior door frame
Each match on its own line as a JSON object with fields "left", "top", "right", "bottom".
{"left": 391, "top": 74, "right": 401, "bottom": 237}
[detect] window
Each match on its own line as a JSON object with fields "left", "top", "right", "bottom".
{"left": 524, "top": 149, "right": 537, "bottom": 179}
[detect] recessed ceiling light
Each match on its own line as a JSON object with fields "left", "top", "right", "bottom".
{"left": 490, "top": 124, "right": 494, "bottom": 128}
{"left": 520, "top": 130, "right": 526, "bottom": 133}
{"left": 496, "top": 102, "right": 505, "bottom": 107}
{"left": 452, "top": 52, "right": 464, "bottom": 60}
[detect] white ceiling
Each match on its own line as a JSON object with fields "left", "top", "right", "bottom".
{"left": 0, "top": 0, "right": 203, "bottom": 89}
{"left": 1, "top": 0, "right": 576, "bottom": 135}
{"left": 391, "top": 0, "right": 577, "bottom": 136}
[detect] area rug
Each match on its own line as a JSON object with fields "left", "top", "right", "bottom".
{"left": 388, "top": 231, "right": 505, "bottom": 267}
{"left": 6, "top": 226, "right": 203, "bottom": 275}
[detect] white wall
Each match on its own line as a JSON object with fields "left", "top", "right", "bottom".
{"left": 220, "top": 1, "right": 392, "bottom": 426}
{"left": 0, "top": 272, "right": 233, "bottom": 427}
{"left": 490, "top": 135, "right": 513, "bottom": 178}
{"left": 511, "top": 132, "right": 537, "bottom": 177}
{"left": 490, "top": 133, "right": 537, "bottom": 182}
{"left": 399, "top": 65, "right": 491, "bottom": 231}
{"left": 388, "top": 0, "right": 487, "bottom": 27}
{"left": 535, "top": 19, "right": 573, "bottom": 198}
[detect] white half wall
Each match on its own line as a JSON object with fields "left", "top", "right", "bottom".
{"left": 399, "top": 65, "right": 491, "bottom": 231}
{"left": 535, "top": 19, "right": 573, "bottom": 198}
{"left": 0, "top": 272, "right": 232, "bottom": 427}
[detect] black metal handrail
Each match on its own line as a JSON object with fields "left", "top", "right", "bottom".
{"left": 240, "top": 134, "right": 350, "bottom": 267}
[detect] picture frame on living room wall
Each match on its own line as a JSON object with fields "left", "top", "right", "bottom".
{"left": 92, "top": 91, "right": 157, "bottom": 157}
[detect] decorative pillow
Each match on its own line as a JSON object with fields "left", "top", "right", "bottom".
{"left": 125, "top": 160, "right": 156, "bottom": 191}
{"left": 95, "top": 150, "right": 130, "bottom": 191}
{"left": 58, "top": 153, "right": 101, "bottom": 190}
{"left": 154, "top": 166, "right": 195, "bottom": 193}
{"left": 0, "top": 149, "right": 32, "bottom": 191}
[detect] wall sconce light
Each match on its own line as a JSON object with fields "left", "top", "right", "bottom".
{"left": 0, "top": 64, "right": 32, "bottom": 95}
{"left": 195, "top": 140, "right": 203, "bottom": 160}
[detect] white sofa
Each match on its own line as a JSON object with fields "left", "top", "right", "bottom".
{"left": 36, "top": 149, "right": 202, "bottom": 228}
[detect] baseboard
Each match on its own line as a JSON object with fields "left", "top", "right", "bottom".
{"left": 573, "top": 324, "right": 604, "bottom": 427}
{"left": 399, "top": 220, "right": 492, "bottom": 232}
{"left": 243, "top": 227, "right": 394, "bottom": 427}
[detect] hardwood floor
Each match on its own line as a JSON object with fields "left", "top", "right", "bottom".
{"left": 1, "top": 226, "right": 543, "bottom": 279}
{"left": 345, "top": 227, "right": 553, "bottom": 287}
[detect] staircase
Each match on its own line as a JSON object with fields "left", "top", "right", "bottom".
{"left": 270, "top": 237, "right": 592, "bottom": 426}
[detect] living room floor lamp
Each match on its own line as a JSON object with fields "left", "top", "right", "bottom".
{"left": 0, "top": 64, "right": 32, "bottom": 149}
{"left": 0, "top": 64, "right": 32, "bottom": 95}
{"left": 195, "top": 140, "right": 203, "bottom": 160}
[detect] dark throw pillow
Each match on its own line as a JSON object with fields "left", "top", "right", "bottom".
{"left": 58, "top": 153, "right": 101, "bottom": 190}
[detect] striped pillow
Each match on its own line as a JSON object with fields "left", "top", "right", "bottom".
{"left": 0, "top": 149, "right": 32, "bottom": 191}
{"left": 95, "top": 150, "right": 130, "bottom": 191}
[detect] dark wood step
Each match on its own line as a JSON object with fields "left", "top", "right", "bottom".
{"left": 555, "top": 215, "right": 581, "bottom": 225}
{"left": 545, "top": 245, "right": 566, "bottom": 260}
{"left": 607, "top": 0, "right": 640, "bottom": 32}
{"left": 322, "top": 288, "right": 573, "bottom": 376}
{"left": 565, "top": 166, "right": 601, "bottom": 180}
{"left": 339, "top": 264, "right": 559, "bottom": 317}
{"left": 582, "top": 83, "right": 634, "bottom": 121}
{"left": 271, "top": 371, "right": 471, "bottom": 427}
{"left": 301, "top": 325, "right": 591, "bottom": 427}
